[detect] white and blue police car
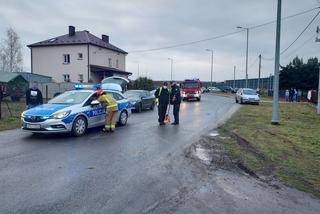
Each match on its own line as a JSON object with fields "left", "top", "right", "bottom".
{"left": 21, "top": 84, "right": 133, "bottom": 136}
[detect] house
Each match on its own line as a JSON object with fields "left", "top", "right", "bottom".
{"left": 0, "top": 72, "right": 29, "bottom": 100}
{"left": 27, "top": 26, "right": 131, "bottom": 83}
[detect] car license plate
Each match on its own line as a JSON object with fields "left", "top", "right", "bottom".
{"left": 26, "top": 124, "right": 41, "bottom": 129}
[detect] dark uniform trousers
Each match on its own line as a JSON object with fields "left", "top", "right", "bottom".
{"left": 173, "top": 104, "right": 180, "bottom": 124}
{"left": 158, "top": 104, "right": 168, "bottom": 123}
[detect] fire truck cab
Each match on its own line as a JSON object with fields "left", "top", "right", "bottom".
{"left": 180, "top": 79, "right": 202, "bottom": 101}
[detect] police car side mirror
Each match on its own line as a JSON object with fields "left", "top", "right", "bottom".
{"left": 90, "top": 100, "right": 100, "bottom": 106}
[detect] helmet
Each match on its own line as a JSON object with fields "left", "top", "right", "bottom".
{"left": 97, "top": 89, "right": 104, "bottom": 97}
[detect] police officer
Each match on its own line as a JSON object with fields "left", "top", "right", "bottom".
{"left": 170, "top": 81, "right": 181, "bottom": 125}
{"left": 97, "top": 90, "right": 119, "bottom": 132}
{"left": 155, "top": 82, "right": 170, "bottom": 125}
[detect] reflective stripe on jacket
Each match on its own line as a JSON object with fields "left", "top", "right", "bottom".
{"left": 98, "top": 94, "right": 118, "bottom": 112}
{"left": 155, "top": 87, "right": 163, "bottom": 106}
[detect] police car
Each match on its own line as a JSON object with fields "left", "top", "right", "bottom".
{"left": 21, "top": 84, "right": 132, "bottom": 136}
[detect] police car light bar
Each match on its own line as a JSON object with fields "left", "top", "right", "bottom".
{"left": 74, "top": 84, "right": 101, "bottom": 90}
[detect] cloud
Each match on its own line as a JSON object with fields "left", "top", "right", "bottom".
{"left": 0, "top": 0, "right": 319, "bottom": 81}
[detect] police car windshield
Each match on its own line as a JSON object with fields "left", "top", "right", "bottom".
{"left": 49, "top": 91, "right": 92, "bottom": 104}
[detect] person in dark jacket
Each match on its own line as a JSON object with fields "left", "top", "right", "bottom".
{"left": 26, "top": 81, "right": 43, "bottom": 109}
{"left": 155, "top": 82, "right": 170, "bottom": 125}
{"left": 170, "top": 81, "right": 181, "bottom": 125}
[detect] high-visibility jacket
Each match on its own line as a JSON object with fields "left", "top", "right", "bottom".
{"left": 98, "top": 94, "right": 118, "bottom": 112}
{"left": 155, "top": 87, "right": 162, "bottom": 106}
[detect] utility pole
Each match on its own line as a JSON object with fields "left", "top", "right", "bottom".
{"left": 271, "top": 0, "right": 282, "bottom": 125}
{"left": 237, "top": 26, "right": 249, "bottom": 88}
{"left": 138, "top": 63, "right": 140, "bottom": 78}
{"left": 233, "top": 66, "right": 236, "bottom": 89}
{"left": 258, "top": 54, "right": 261, "bottom": 91}
{"left": 206, "top": 49, "right": 214, "bottom": 87}
{"left": 315, "top": 26, "right": 320, "bottom": 114}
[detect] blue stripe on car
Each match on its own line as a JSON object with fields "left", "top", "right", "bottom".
{"left": 25, "top": 104, "right": 71, "bottom": 117}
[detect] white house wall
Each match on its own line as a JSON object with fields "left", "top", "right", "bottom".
{"left": 32, "top": 45, "right": 89, "bottom": 83}
{"left": 89, "top": 45, "right": 126, "bottom": 71}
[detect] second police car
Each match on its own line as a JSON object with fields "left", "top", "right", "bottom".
{"left": 21, "top": 83, "right": 133, "bottom": 136}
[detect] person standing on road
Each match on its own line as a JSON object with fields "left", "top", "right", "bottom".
{"left": 155, "top": 82, "right": 170, "bottom": 125}
{"left": 97, "top": 90, "right": 119, "bottom": 132}
{"left": 170, "top": 81, "right": 181, "bottom": 125}
{"left": 26, "top": 81, "right": 43, "bottom": 109}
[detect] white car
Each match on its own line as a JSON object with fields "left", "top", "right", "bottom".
{"left": 207, "top": 87, "right": 221, "bottom": 92}
{"left": 235, "top": 88, "right": 260, "bottom": 105}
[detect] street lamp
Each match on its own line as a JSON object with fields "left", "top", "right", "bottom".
{"left": 168, "top": 58, "right": 173, "bottom": 81}
{"left": 205, "top": 49, "right": 214, "bottom": 87}
{"left": 237, "top": 26, "right": 249, "bottom": 88}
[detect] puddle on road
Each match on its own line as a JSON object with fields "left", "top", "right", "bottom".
{"left": 193, "top": 144, "right": 212, "bottom": 165}
{"left": 209, "top": 132, "right": 219, "bottom": 137}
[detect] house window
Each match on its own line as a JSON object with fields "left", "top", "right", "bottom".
{"left": 78, "top": 53, "right": 83, "bottom": 60}
{"left": 116, "top": 59, "right": 119, "bottom": 68}
{"left": 108, "top": 58, "right": 112, "bottom": 67}
{"left": 78, "top": 74, "right": 84, "bottom": 83}
{"left": 63, "top": 54, "right": 70, "bottom": 64}
{"left": 63, "top": 74, "right": 70, "bottom": 82}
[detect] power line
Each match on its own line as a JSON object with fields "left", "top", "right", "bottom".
{"left": 282, "top": 33, "right": 317, "bottom": 59}
{"left": 262, "top": 10, "right": 320, "bottom": 61}
{"left": 280, "top": 10, "right": 320, "bottom": 55}
{"left": 129, "top": 6, "right": 320, "bottom": 53}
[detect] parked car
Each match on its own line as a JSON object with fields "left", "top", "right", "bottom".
{"left": 124, "top": 90, "right": 155, "bottom": 112}
{"left": 150, "top": 89, "right": 156, "bottom": 97}
{"left": 21, "top": 85, "right": 132, "bottom": 136}
{"left": 218, "top": 86, "right": 233, "bottom": 93}
{"left": 207, "top": 87, "right": 221, "bottom": 92}
{"left": 235, "top": 88, "right": 260, "bottom": 105}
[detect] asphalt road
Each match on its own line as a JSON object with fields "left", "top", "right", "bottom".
{"left": 0, "top": 94, "right": 319, "bottom": 214}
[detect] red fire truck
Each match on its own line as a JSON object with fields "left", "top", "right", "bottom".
{"left": 180, "top": 79, "right": 202, "bottom": 101}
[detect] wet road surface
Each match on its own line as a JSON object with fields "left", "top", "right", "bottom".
{"left": 0, "top": 94, "right": 319, "bottom": 213}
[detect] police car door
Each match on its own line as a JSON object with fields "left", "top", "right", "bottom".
{"left": 83, "top": 93, "right": 106, "bottom": 128}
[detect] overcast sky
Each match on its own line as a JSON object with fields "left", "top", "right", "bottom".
{"left": 0, "top": 0, "right": 320, "bottom": 81}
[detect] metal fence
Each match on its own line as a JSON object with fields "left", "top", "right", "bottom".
{"left": 34, "top": 82, "right": 75, "bottom": 99}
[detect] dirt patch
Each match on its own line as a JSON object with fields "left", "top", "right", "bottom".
{"left": 185, "top": 129, "right": 282, "bottom": 190}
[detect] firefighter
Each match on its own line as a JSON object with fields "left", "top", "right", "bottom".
{"left": 97, "top": 90, "right": 119, "bottom": 132}
{"left": 170, "top": 81, "right": 181, "bottom": 125}
{"left": 155, "top": 82, "right": 170, "bottom": 125}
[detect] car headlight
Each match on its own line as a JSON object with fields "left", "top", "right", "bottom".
{"left": 21, "top": 111, "right": 26, "bottom": 118}
{"left": 50, "top": 110, "right": 71, "bottom": 119}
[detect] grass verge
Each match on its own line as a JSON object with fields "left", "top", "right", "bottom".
{"left": 0, "top": 100, "right": 25, "bottom": 131}
{"left": 219, "top": 102, "right": 320, "bottom": 197}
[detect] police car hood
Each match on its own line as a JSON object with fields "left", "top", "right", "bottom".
{"left": 24, "top": 104, "right": 76, "bottom": 117}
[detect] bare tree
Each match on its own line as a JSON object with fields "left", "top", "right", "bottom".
{"left": 1, "top": 28, "right": 23, "bottom": 72}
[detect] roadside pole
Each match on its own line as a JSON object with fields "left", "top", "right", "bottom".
{"left": 233, "top": 66, "right": 236, "bottom": 89}
{"left": 271, "top": 0, "right": 282, "bottom": 125}
{"left": 318, "top": 64, "right": 320, "bottom": 114}
{"left": 258, "top": 54, "right": 261, "bottom": 91}
{"left": 315, "top": 26, "right": 320, "bottom": 114}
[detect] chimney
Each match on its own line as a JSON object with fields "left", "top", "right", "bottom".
{"left": 69, "top": 26, "right": 75, "bottom": 36}
{"left": 102, "top": 34, "right": 109, "bottom": 43}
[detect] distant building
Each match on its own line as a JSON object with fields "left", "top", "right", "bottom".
{"left": 0, "top": 72, "right": 29, "bottom": 100}
{"left": 13, "top": 72, "right": 52, "bottom": 84}
{"left": 27, "top": 26, "right": 131, "bottom": 83}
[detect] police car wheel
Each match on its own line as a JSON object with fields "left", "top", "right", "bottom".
{"left": 119, "top": 111, "right": 128, "bottom": 126}
{"left": 72, "top": 116, "right": 87, "bottom": 136}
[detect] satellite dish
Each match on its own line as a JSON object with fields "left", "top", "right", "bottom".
{"left": 101, "top": 83, "right": 122, "bottom": 92}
